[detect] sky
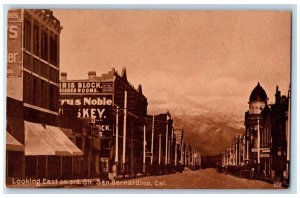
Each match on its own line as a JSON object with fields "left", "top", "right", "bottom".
{"left": 53, "top": 10, "right": 291, "bottom": 117}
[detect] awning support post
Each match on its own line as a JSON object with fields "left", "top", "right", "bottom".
{"left": 45, "top": 156, "right": 48, "bottom": 178}
{"left": 60, "top": 156, "right": 63, "bottom": 179}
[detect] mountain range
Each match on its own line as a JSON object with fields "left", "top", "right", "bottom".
{"left": 146, "top": 88, "right": 246, "bottom": 156}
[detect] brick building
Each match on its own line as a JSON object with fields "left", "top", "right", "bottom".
{"left": 59, "top": 68, "right": 148, "bottom": 177}
{"left": 6, "top": 9, "right": 82, "bottom": 182}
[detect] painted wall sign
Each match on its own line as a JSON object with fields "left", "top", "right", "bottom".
{"left": 59, "top": 81, "right": 113, "bottom": 94}
{"left": 60, "top": 95, "right": 113, "bottom": 133}
{"left": 7, "top": 10, "right": 23, "bottom": 77}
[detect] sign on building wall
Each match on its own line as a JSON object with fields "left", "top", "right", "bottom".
{"left": 174, "top": 129, "right": 183, "bottom": 145}
{"left": 60, "top": 81, "right": 113, "bottom": 94}
{"left": 60, "top": 95, "right": 113, "bottom": 133}
{"left": 7, "top": 10, "right": 23, "bottom": 77}
{"left": 7, "top": 10, "right": 23, "bottom": 101}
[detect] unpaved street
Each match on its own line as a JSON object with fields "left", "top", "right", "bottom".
{"left": 67, "top": 168, "right": 280, "bottom": 189}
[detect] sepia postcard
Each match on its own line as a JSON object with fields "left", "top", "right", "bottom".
{"left": 6, "top": 9, "right": 291, "bottom": 189}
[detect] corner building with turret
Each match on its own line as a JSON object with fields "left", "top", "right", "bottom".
{"left": 244, "top": 83, "right": 290, "bottom": 183}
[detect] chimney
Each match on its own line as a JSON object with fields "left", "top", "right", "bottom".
{"left": 138, "top": 84, "right": 143, "bottom": 94}
{"left": 61, "top": 72, "right": 67, "bottom": 81}
{"left": 275, "top": 85, "right": 281, "bottom": 104}
{"left": 88, "top": 71, "right": 96, "bottom": 80}
{"left": 111, "top": 67, "right": 115, "bottom": 74}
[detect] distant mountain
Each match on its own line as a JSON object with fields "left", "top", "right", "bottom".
{"left": 173, "top": 115, "right": 244, "bottom": 156}
{"left": 147, "top": 88, "right": 211, "bottom": 116}
{"left": 146, "top": 88, "right": 246, "bottom": 155}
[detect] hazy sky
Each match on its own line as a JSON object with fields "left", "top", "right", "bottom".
{"left": 53, "top": 10, "right": 291, "bottom": 115}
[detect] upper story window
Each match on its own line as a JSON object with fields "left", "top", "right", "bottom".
{"left": 24, "top": 19, "right": 31, "bottom": 51}
{"left": 50, "top": 32, "right": 58, "bottom": 66}
{"left": 41, "top": 28, "right": 48, "bottom": 61}
{"left": 33, "top": 23, "right": 39, "bottom": 56}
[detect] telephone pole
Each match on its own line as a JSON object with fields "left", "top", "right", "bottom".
{"left": 122, "top": 91, "right": 127, "bottom": 176}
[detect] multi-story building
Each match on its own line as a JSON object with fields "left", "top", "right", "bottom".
{"left": 59, "top": 68, "right": 148, "bottom": 177}
{"left": 221, "top": 82, "right": 290, "bottom": 184}
{"left": 243, "top": 83, "right": 290, "bottom": 181}
{"left": 244, "top": 83, "right": 272, "bottom": 177}
{"left": 6, "top": 9, "right": 82, "bottom": 182}
{"left": 270, "top": 86, "right": 290, "bottom": 182}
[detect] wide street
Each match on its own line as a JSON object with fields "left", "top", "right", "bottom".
{"left": 65, "top": 168, "right": 281, "bottom": 189}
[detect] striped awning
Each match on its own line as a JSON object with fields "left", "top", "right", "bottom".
{"left": 6, "top": 132, "right": 24, "bottom": 152}
{"left": 25, "top": 121, "right": 83, "bottom": 156}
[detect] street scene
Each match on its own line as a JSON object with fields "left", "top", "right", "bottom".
{"left": 6, "top": 9, "right": 291, "bottom": 189}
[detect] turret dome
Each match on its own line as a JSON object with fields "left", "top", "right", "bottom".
{"left": 249, "top": 82, "right": 268, "bottom": 102}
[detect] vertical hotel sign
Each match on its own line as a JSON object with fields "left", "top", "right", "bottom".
{"left": 7, "top": 10, "right": 23, "bottom": 101}
{"left": 7, "top": 10, "right": 23, "bottom": 77}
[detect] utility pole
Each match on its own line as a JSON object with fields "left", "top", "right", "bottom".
{"left": 113, "top": 106, "right": 119, "bottom": 178}
{"left": 191, "top": 148, "right": 194, "bottom": 167}
{"left": 235, "top": 135, "right": 238, "bottom": 166}
{"left": 175, "top": 143, "right": 177, "bottom": 166}
{"left": 168, "top": 139, "right": 171, "bottom": 164}
{"left": 165, "top": 115, "right": 168, "bottom": 165}
{"left": 151, "top": 115, "right": 154, "bottom": 165}
{"left": 243, "top": 135, "right": 246, "bottom": 165}
{"left": 199, "top": 152, "right": 201, "bottom": 169}
{"left": 170, "top": 128, "right": 174, "bottom": 164}
{"left": 246, "top": 130, "right": 249, "bottom": 161}
{"left": 239, "top": 135, "right": 242, "bottom": 166}
{"left": 257, "top": 118, "right": 260, "bottom": 164}
{"left": 232, "top": 147, "right": 234, "bottom": 165}
{"left": 184, "top": 144, "right": 187, "bottom": 166}
{"left": 158, "top": 134, "right": 161, "bottom": 165}
{"left": 226, "top": 149, "right": 229, "bottom": 166}
{"left": 122, "top": 91, "right": 127, "bottom": 176}
{"left": 180, "top": 142, "right": 183, "bottom": 165}
{"left": 143, "top": 125, "right": 146, "bottom": 174}
{"left": 286, "top": 86, "right": 291, "bottom": 179}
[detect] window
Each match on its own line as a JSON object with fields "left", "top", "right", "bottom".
{"left": 33, "top": 58, "right": 41, "bottom": 75}
{"left": 50, "top": 84, "right": 58, "bottom": 112}
{"left": 41, "top": 62, "right": 49, "bottom": 79}
{"left": 28, "top": 74, "right": 33, "bottom": 104}
{"left": 50, "top": 67, "right": 59, "bottom": 83}
{"left": 50, "top": 33, "right": 58, "bottom": 66}
{"left": 41, "top": 29, "right": 48, "bottom": 61}
{"left": 23, "top": 52, "right": 32, "bottom": 71}
{"left": 33, "top": 24, "right": 39, "bottom": 56}
{"left": 41, "top": 80, "right": 49, "bottom": 109}
{"left": 24, "top": 19, "right": 31, "bottom": 51}
{"left": 23, "top": 72, "right": 33, "bottom": 104}
{"left": 33, "top": 76, "right": 41, "bottom": 107}
{"left": 23, "top": 72, "right": 29, "bottom": 103}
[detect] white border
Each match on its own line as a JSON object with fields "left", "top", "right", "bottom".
{"left": 1, "top": 0, "right": 299, "bottom": 197}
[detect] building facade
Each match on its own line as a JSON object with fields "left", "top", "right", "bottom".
{"left": 59, "top": 68, "right": 148, "bottom": 178}
{"left": 221, "top": 82, "right": 290, "bottom": 185}
{"left": 6, "top": 9, "right": 82, "bottom": 182}
{"left": 59, "top": 69, "right": 191, "bottom": 178}
{"left": 244, "top": 82, "right": 272, "bottom": 177}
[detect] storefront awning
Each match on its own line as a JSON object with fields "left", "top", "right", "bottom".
{"left": 46, "top": 125, "right": 83, "bottom": 156}
{"left": 25, "top": 121, "right": 83, "bottom": 156}
{"left": 6, "top": 132, "right": 24, "bottom": 152}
